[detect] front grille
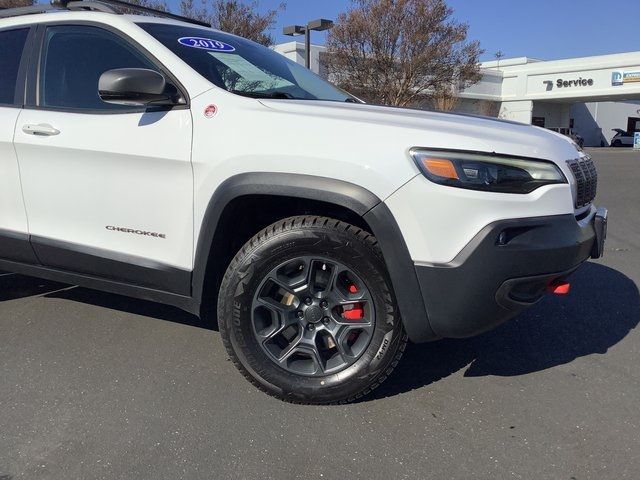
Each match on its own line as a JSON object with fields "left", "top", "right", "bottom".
{"left": 567, "top": 156, "right": 597, "bottom": 208}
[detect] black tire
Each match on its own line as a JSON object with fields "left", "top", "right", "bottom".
{"left": 612, "top": 140, "right": 622, "bottom": 147}
{"left": 217, "top": 216, "right": 407, "bottom": 404}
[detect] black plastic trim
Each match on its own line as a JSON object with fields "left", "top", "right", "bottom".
{"left": 415, "top": 213, "right": 597, "bottom": 339}
{"left": 0, "top": 229, "right": 39, "bottom": 264}
{"left": 363, "top": 203, "right": 438, "bottom": 342}
{"left": 193, "top": 173, "right": 378, "bottom": 301}
{"left": 0, "top": 257, "right": 196, "bottom": 312}
{"left": 191, "top": 173, "right": 438, "bottom": 341}
{"left": 31, "top": 235, "right": 191, "bottom": 295}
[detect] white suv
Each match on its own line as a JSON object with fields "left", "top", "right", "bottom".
{"left": 0, "top": 1, "right": 607, "bottom": 404}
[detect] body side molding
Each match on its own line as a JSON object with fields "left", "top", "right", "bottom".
{"left": 0, "top": 257, "right": 196, "bottom": 311}
{"left": 0, "top": 229, "right": 40, "bottom": 264}
{"left": 30, "top": 235, "right": 191, "bottom": 296}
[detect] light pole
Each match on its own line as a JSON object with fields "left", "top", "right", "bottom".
{"left": 494, "top": 50, "right": 505, "bottom": 70}
{"left": 283, "top": 19, "right": 334, "bottom": 70}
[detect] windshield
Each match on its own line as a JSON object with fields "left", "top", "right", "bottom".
{"left": 139, "top": 23, "right": 354, "bottom": 102}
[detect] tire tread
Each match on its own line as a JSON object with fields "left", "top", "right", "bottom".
{"left": 218, "top": 215, "right": 407, "bottom": 405}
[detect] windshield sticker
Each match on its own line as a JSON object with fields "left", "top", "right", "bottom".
{"left": 209, "top": 52, "right": 294, "bottom": 88}
{"left": 178, "top": 37, "right": 236, "bottom": 52}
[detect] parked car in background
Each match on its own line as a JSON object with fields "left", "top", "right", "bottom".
{"left": 611, "top": 128, "right": 634, "bottom": 147}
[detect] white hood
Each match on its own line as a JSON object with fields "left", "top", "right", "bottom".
{"left": 259, "top": 99, "right": 583, "bottom": 166}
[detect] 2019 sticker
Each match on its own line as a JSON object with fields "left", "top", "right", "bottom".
{"left": 178, "top": 37, "right": 236, "bottom": 52}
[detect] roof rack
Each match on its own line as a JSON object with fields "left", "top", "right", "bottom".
{"left": 0, "top": 0, "right": 211, "bottom": 27}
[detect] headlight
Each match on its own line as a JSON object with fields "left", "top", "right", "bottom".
{"left": 410, "top": 149, "right": 567, "bottom": 194}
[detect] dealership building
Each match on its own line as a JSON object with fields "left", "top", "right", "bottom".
{"left": 274, "top": 42, "right": 640, "bottom": 147}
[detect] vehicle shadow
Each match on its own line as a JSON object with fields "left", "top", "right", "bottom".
{"left": 0, "top": 273, "right": 69, "bottom": 301}
{"left": 1, "top": 263, "right": 637, "bottom": 401}
{"left": 369, "top": 262, "right": 640, "bottom": 400}
{"left": 0, "top": 273, "right": 215, "bottom": 331}
{"left": 46, "top": 286, "right": 217, "bottom": 331}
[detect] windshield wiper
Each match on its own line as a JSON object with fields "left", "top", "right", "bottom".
{"left": 230, "top": 90, "right": 296, "bottom": 100}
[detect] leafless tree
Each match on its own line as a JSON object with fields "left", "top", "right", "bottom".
{"left": 109, "top": 0, "right": 169, "bottom": 14}
{"left": 0, "top": 0, "right": 33, "bottom": 8}
{"left": 180, "top": 0, "right": 284, "bottom": 46}
{"left": 98, "top": 0, "right": 282, "bottom": 47}
{"left": 430, "top": 90, "right": 459, "bottom": 111}
{"left": 326, "top": 0, "right": 483, "bottom": 107}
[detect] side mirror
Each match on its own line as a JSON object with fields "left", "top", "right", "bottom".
{"left": 98, "top": 68, "right": 182, "bottom": 106}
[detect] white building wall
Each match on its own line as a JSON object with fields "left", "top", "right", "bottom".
{"left": 462, "top": 53, "right": 640, "bottom": 104}
{"left": 455, "top": 98, "right": 500, "bottom": 117}
{"left": 272, "top": 41, "right": 325, "bottom": 75}
{"left": 531, "top": 102, "right": 572, "bottom": 129}
{"left": 499, "top": 100, "right": 533, "bottom": 124}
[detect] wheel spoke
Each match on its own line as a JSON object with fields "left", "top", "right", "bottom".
{"left": 307, "top": 259, "right": 338, "bottom": 297}
{"left": 337, "top": 325, "right": 374, "bottom": 359}
{"left": 275, "top": 257, "right": 312, "bottom": 290}
{"left": 324, "top": 327, "right": 351, "bottom": 362}
{"left": 278, "top": 341, "right": 325, "bottom": 376}
{"left": 257, "top": 313, "right": 298, "bottom": 342}
{"left": 251, "top": 255, "right": 376, "bottom": 377}
{"left": 276, "top": 333, "right": 304, "bottom": 363}
{"left": 255, "top": 277, "right": 299, "bottom": 313}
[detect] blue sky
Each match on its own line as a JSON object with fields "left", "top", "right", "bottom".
{"left": 165, "top": 0, "right": 637, "bottom": 61}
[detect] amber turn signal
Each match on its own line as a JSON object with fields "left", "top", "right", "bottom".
{"left": 421, "top": 158, "right": 459, "bottom": 180}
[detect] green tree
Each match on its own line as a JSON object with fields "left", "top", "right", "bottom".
{"left": 326, "top": 0, "right": 483, "bottom": 107}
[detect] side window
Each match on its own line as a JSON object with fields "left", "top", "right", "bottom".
{"left": 40, "top": 25, "right": 156, "bottom": 111}
{"left": 0, "top": 28, "right": 29, "bottom": 106}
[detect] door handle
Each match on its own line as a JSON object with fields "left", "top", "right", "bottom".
{"left": 22, "top": 123, "right": 60, "bottom": 136}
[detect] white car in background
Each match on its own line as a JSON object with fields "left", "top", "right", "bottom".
{"left": 611, "top": 128, "right": 634, "bottom": 147}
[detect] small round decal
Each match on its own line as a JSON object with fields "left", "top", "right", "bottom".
{"left": 178, "top": 37, "right": 236, "bottom": 52}
{"left": 204, "top": 104, "right": 218, "bottom": 118}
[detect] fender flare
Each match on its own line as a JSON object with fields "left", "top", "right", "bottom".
{"left": 192, "top": 172, "right": 438, "bottom": 343}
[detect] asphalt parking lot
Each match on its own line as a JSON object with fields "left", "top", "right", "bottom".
{"left": 1, "top": 148, "right": 638, "bottom": 480}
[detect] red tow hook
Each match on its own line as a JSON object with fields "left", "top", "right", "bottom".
{"left": 546, "top": 280, "right": 571, "bottom": 295}
{"left": 341, "top": 303, "right": 364, "bottom": 320}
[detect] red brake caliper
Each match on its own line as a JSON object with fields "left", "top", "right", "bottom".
{"left": 341, "top": 303, "right": 364, "bottom": 321}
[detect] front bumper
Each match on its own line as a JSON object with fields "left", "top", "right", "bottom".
{"left": 413, "top": 206, "right": 607, "bottom": 339}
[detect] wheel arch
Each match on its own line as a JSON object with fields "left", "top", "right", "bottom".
{"left": 192, "top": 172, "right": 438, "bottom": 343}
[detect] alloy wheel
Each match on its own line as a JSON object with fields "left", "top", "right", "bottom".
{"left": 251, "top": 256, "right": 376, "bottom": 377}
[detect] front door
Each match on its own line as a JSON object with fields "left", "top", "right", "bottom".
{"left": 13, "top": 24, "right": 193, "bottom": 294}
{"left": 0, "top": 26, "right": 37, "bottom": 264}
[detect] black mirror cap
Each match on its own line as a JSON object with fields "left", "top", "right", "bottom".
{"left": 98, "top": 68, "right": 182, "bottom": 106}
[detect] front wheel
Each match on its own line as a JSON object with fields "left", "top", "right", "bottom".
{"left": 217, "top": 216, "right": 407, "bottom": 404}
